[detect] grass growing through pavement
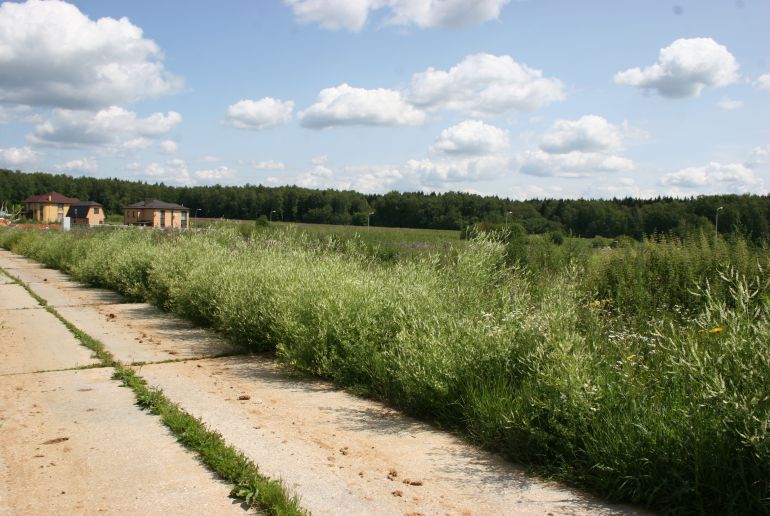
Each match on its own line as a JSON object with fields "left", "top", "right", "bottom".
{"left": 0, "top": 264, "right": 305, "bottom": 516}
{"left": 1, "top": 225, "right": 768, "bottom": 515}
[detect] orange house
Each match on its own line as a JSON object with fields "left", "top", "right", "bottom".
{"left": 123, "top": 200, "right": 189, "bottom": 229}
{"left": 67, "top": 201, "right": 105, "bottom": 226}
{"left": 23, "top": 192, "right": 80, "bottom": 223}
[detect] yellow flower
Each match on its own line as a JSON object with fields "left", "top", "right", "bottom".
{"left": 626, "top": 354, "right": 636, "bottom": 360}
{"left": 708, "top": 327, "right": 723, "bottom": 334}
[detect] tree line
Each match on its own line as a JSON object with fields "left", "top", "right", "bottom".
{"left": 2, "top": 168, "right": 769, "bottom": 241}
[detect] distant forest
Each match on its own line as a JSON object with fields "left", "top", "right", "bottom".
{"left": 2, "top": 168, "right": 770, "bottom": 241}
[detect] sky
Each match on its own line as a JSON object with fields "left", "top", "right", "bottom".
{"left": 0, "top": 0, "right": 769, "bottom": 200}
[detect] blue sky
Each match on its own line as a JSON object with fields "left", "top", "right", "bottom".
{"left": 0, "top": 0, "right": 768, "bottom": 199}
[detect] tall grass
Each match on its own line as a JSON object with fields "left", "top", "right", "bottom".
{"left": 1, "top": 225, "right": 768, "bottom": 515}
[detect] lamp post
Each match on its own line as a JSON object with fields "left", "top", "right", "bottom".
{"left": 715, "top": 206, "right": 724, "bottom": 244}
{"left": 505, "top": 211, "right": 512, "bottom": 228}
{"left": 270, "top": 210, "right": 277, "bottom": 222}
{"left": 195, "top": 208, "right": 202, "bottom": 228}
{"left": 367, "top": 211, "right": 375, "bottom": 229}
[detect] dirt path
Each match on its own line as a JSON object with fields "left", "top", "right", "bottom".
{"left": 0, "top": 256, "right": 248, "bottom": 515}
{"left": 0, "top": 249, "right": 646, "bottom": 515}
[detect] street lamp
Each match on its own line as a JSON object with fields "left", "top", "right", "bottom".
{"left": 270, "top": 210, "right": 277, "bottom": 222}
{"left": 505, "top": 211, "right": 512, "bottom": 227}
{"left": 367, "top": 211, "right": 375, "bottom": 229}
{"left": 715, "top": 206, "right": 724, "bottom": 244}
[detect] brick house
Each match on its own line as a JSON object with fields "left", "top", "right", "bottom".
{"left": 123, "top": 200, "right": 189, "bottom": 229}
{"left": 23, "top": 192, "right": 80, "bottom": 223}
{"left": 67, "top": 201, "right": 105, "bottom": 226}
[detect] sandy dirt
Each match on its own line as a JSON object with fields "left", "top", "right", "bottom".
{"left": 0, "top": 249, "right": 646, "bottom": 515}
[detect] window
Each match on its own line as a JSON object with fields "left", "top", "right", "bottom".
{"left": 94, "top": 207, "right": 100, "bottom": 214}
{"left": 159, "top": 209, "right": 166, "bottom": 227}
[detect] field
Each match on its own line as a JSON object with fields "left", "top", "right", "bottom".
{"left": 0, "top": 223, "right": 768, "bottom": 515}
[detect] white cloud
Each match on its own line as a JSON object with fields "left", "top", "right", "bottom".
{"left": 614, "top": 38, "right": 739, "bottom": 98}
{"left": 407, "top": 53, "right": 565, "bottom": 116}
{"left": 29, "top": 106, "right": 181, "bottom": 147}
{"left": 753, "top": 74, "right": 770, "bottom": 92}
{"left": 406, "top": 154, "right": 512, "bottom": 184}
{"left": 283, "top": 0, "right": 508, "bottom": 31}
{"left": 143, "top": 159, "right": 192, "bottom": 186}
{"left": 517, "top": 116, "right": 635, "bottom": 177}
{"left": 431, "top": 120, "right": 509, "bottom": 156}
{"left": 717, "top": 97, "right": 743, "bottom": 110}
{"left": 518, "top": 149, "right": 634, "bottom": 177}
{"left": 539, "top": 115, "right": 623, "bottom": 154}
{"left": 297, "top": 155, "right": 338, "bottom": 188}
{"left": 158, "top": 140, "right": 178, "bottom": 154}
{"left": 225, "top": 98, "right": 294, "bottom": 129}
{"left": 386, "top": 0, "right": 509, "bottom": 28}
{"left": 0, "top": 0, "right": 181, "bottom": 109}
{"left": 55, "top": 157, "right": 97, "bottom": 173}
{"left": 253, "top": 160, "right": 286, "bottom": 170}
{"left": 660, "top": 161, "right": 763, "bottom": 193}
{"left": 194, "top": 165, "right": 236, "bottom": 182}
{"left": 0, "top": 146, "right": 40, "bottom": 167}
{"left": 300, "top": 83, "right": 425, "bottom": 128}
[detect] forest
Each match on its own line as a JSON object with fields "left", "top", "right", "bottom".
{"left": 2, "top": 168, "right": 769, "bottom": 241}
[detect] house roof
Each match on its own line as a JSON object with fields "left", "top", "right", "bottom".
{"left": 23, "top": 191, "right": 80, "bottom": 204}
{"left": 124, "top": 199, "right": 188, "bottom": 210}
{"left": 67, "top": 201, "right": 103, "bottom": 218}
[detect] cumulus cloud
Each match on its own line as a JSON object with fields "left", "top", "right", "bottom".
{"left": 410, "top": 119, "right": 513, "bottom": 185}
{"left": 754, "top": 74, "right": 770, "bottom": 91}
{"left": 518, "top": 150, "right": 634, "bottom": 177}
{"left": 430, "top": 120, "right": 509, "bottom": 156}
{"left": 143, "top": 159, "right": 192, "bottom": 186}
{"left": 300, "top": 83, "right": 425, "bottom": 128}
{"left": 0, "top": 0, "right": 181, "bottom": 109}
{"left": 407, "top": 53, "right": 565, "bottom": 116}
{"left": 614, "top": 38, "right": 739, "bottom": 98}
{"left": 253, "top": 160, "right": 286, "bottom": 170}
{"left": 194, "top": 165, "right": 237, "bottom": 182}
{"left": 297, "top": 155, "right": 337, "bottom": 187}
{"left": 717, "top": 97, "right": 743, "bottom": 110}
{"left": 225, "top": 98, "right": 294, "bottom": 129}
{"left": 283, "top": 0, "right": 508, "bottom": 31}
{"left": 0, "top": 146, "right": 40, "bottom": 167}
{"left": 539, "top": 115, "right": 623, "bottom": 154}
{"left": 158, "top": 140, "right": 178, "bottom": 154}
{"left": 55, "top": 157, "right": 97, "bottom": 173}
{"left": 518, "top": 115, "right": 634, "bottom": 177}
{"left": 28, "top": 107, "right": 181, "bottom": 147}
{"left": 660, "top": 162, "right": 763, "bottom": 194}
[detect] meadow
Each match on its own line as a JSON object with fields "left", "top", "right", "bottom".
{"left": 0, "top": 223, "right": 767, "bottom": 515}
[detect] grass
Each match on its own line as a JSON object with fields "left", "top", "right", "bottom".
{"left": 0, "top": 263, "right": 305, "bottom": 516}
{"left": 1, "top": 225, "right": 768, "bottom": 515}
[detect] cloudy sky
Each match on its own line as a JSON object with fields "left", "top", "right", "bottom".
{"left": 0, "top": 0, "right": 768, "bottom": 199}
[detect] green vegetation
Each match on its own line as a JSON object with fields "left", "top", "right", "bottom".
{"left": 1, "top": 225, "right": 768, "bottom": 514}
{"left": 4, "top": 168, "right": 770, "bottom": 241}
{"left": 0, "top": 263, "right": 304, "bottom": 516}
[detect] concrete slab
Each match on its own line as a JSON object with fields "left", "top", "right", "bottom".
{"left": 25, "top": 280, "right": 126, "bottom": 307}
{"left": 140, "top": 357, "right": 644, "bottom": 516}
{"left": 0, "top": 367, "right": 248, "bottom": 515}
{"left": 0, "top": 307, "right": 99, "bottom": 374}
{"left": 5, "top": 266, "right": 71, "bottom": 285}
{"left": 0, "top": 275, "right": 12, "bottom": 285}
{"left": 56, "top": 303, "right": 239, "bottom": 364}
{"left": 0, "top": 284, "right": 40, "bottom": 310}
{"left": 0, "top": 250, "right": 43, "bottom": 269}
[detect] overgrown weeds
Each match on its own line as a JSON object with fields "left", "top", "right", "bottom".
{"left": 1, "top": 225, "right": 768, "bottom": 514}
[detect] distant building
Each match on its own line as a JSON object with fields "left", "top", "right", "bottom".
{"left": 124, "top": 200, "right": 189, "bottom": 229}
{"left": 67, "top": 201, "right": 105, "bottom": 226}
{"left": 23, "top": 192, "right": 80, "bottom": 223}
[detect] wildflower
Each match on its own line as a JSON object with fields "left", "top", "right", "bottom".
{"left": 708, "top": 327, "right": 723, "bottom": 334}
{"left": 626, "top": 354, "right": 636, "bottom": 360}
